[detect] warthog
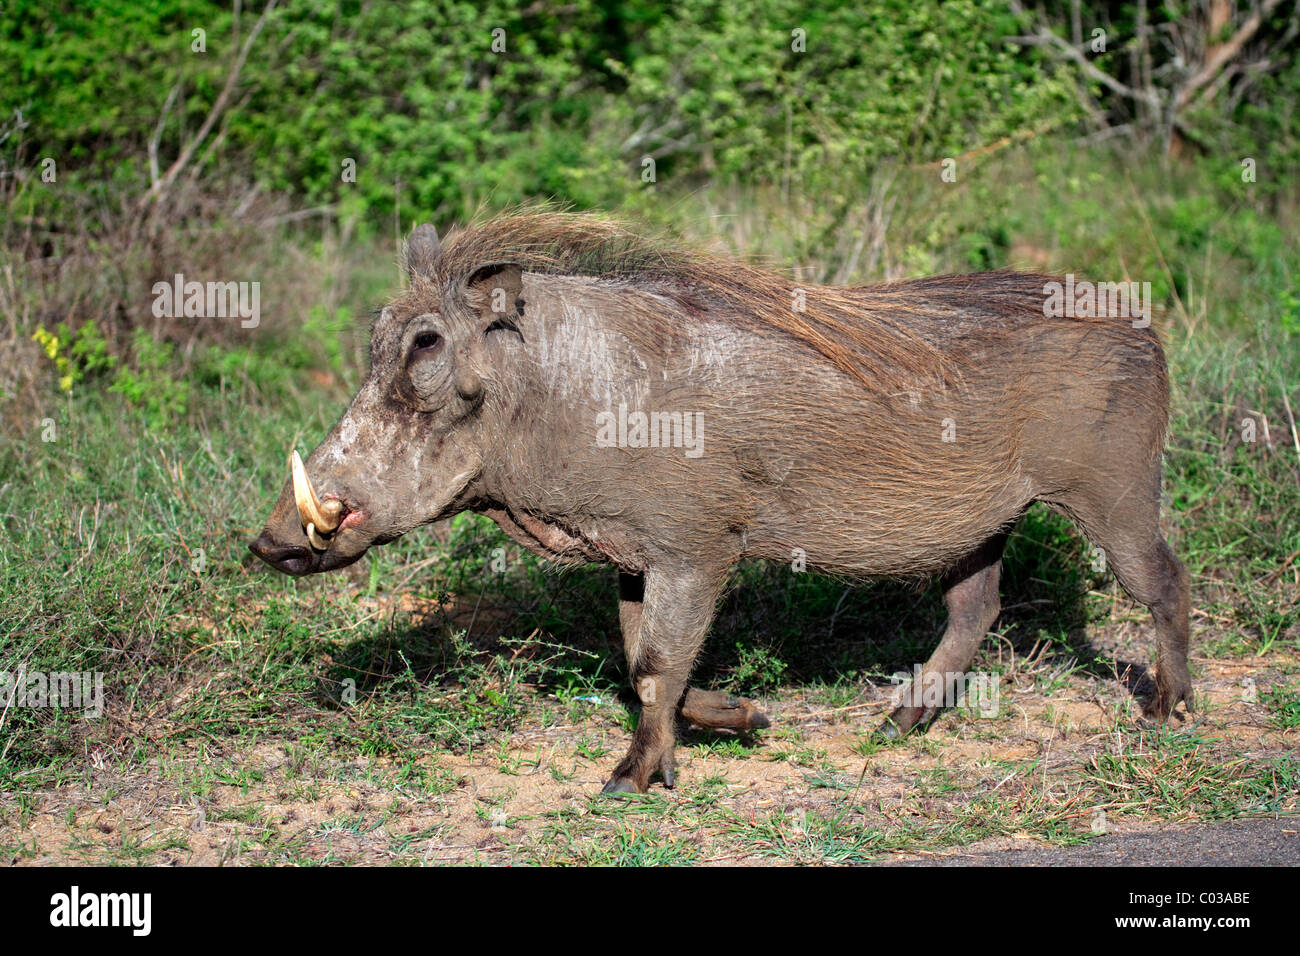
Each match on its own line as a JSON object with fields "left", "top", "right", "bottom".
{"left": 251, "top": 211, "right": 1191, "bottom": 794}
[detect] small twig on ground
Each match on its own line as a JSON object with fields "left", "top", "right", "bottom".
{"left": 1280, "top": 380, "right": 1300, "bottom": 458}
{"left": 791, "top": 699, "right": 892, "bottom": 723}
{"left": 1258, "top": 547, "right": 1300, "bottom": 586}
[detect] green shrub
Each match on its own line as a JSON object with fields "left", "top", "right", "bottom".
{"left": 109, "top": 328, "right": 190, "bottom": 428}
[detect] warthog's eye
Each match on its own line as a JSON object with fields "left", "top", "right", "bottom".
{"left": 411, "top": 331, "right": 443, "bottom": 356}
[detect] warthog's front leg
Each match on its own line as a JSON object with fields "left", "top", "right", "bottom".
{"left": 604, "top": 566, "right": 730, "bottom": 794}
{"left": 616, "top": 573, "right": 769, "bottom": 735}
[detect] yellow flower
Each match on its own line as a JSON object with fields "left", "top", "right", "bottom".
{"left": 32, "top": 326, "right": 61, "bottom": 360}
{"left": 32, "top": 327, "right": 74, "bottom": 391}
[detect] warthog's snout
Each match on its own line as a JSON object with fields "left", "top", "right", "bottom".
{"left": 247, "top": 534, "right": 317, "bottom": 575}
{"left": 249, "top": 449, "right": 368, "bottom": 575}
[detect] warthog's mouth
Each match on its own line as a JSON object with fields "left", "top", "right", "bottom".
{"left": 248, "top": 534, "right": 371, "bottom": 575}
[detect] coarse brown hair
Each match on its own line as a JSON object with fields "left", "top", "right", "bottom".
{"left": 416, "top": 207, "right": 1093, "bottom": 395}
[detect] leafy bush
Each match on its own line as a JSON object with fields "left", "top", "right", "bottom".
{"left": 2, "top": 0, "right": 1082, "bottom": 223}
{"left": 31, "top": 319, "right": 115, "bottom": 392}
{"left": 605, "top": 0, "right": 1078, "bottom": 189}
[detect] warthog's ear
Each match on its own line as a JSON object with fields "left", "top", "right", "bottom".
{"left": 465, "top": 262, "right": 524, "bottom": 320}
{"left": 404, "top": 224, "right": 441, "bottom": 280}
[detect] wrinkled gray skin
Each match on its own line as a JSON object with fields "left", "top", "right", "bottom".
{"left": 252, "top": 224, "right": 1191, "bottom": 794}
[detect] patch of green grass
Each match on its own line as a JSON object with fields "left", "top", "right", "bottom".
{"left": 1263, "top": 684, "right": 1300, "bottom": 730}
{"left": 1084, "top": 728, "right": 1300, "bottom": 821}
{"left": 574, "top": 737, "right": 611, "bottom": 762}
{"left": 850, "top": 735, "right": 888, "bottom": 758}
{"left": 727, "top": 807, "right": 892, "bottom": 865}
{"left": 689, "top": 736, "right": 759, "bottom": 760}
{"left": 763, "top": 745, "right": 827, "bottom": 768}
{"left": 726, "top": 644, "right": 789, "bottom": 694}
{"left": 521, "top": 794, "right": 712, "bottom": 865}
{"left": 561, "top": 827, "right": 701, "bottom": 866}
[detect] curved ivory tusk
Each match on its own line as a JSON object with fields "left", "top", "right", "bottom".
{"left": 290, "top": 449, "right": 342, "bottom": 534}
{"left": 305, "top": 522, "right": 329, "bottom": 551}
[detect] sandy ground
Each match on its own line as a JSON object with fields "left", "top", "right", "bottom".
{"left": 3, "top": 650, "right": 1297, "bottom": 866}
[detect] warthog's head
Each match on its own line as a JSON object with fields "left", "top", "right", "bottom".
{"left": 249, "top": 224, "right": 524, "bottom": 575}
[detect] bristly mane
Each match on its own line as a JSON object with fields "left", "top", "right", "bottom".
{"left": 417, "top": 207, "right": 1059, "bottom": 394}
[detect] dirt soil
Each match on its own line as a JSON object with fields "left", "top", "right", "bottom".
{"left": 3, "top": 648, "right": 1297, "bottom": 866}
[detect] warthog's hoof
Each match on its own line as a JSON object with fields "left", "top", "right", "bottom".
{"left": 601, "top": 777, "right": 642, "bottom": 796}
{"left": 600, "top": 765, "right": 674, "bottom": 796}
{"left": 679, "top": 688, "right": 771, "bottom": 731}
{"left": 877, "top": 704, "right": 937, "bottom": 740}
{"left": 1141, "top": 664, "right": 1194, "bottom": 725}
{"left": 601, "top": 741, "right": 676, "bottom": 795}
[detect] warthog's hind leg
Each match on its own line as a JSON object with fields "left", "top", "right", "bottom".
{"left": 1043, "top": 455, "right": 1193, "bottom": 723}
{"left": 680, "top": 688, "right": 771, "bottom": 731}
{"left": 1061, "top": 503, "right": 1192, "bottom": 721}
{"left": 880, "top": 531, "right": 1008, "bottom": 738}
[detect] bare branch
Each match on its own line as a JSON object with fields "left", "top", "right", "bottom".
{"left": 147, "top": 83, "right": 182, "bottom": 189}
{"left": 139, "top": 0, "right": 278, "bottom": 212}
{"left": 1007, "top": 0, "right": 1161, "bottom": 109}
{"left": 1176, "top": 0, "right": 1285, "bottom": 109}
